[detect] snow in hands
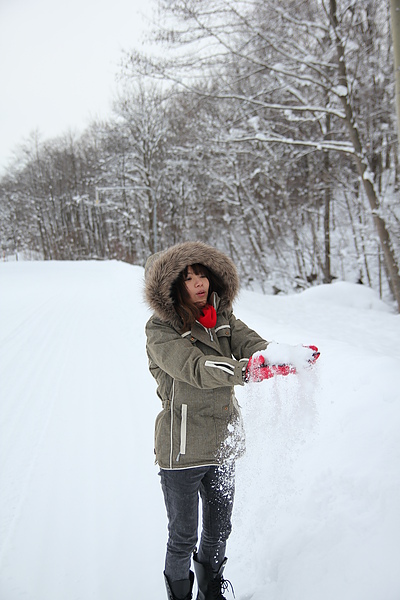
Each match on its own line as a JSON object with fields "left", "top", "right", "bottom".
{"left": 245, "top": 342, "right": 320, "bottom": 383}
{"left": 261, "top": 342, "right": 320, "bottom": 368}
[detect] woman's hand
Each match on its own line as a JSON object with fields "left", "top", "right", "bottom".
{"left": 244, "top": 353, "right": 296, "bottom": 382}
{"left": 244, "top": 344, "right": 320, "bottom": 383}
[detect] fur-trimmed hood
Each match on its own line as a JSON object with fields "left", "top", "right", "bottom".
{"left": 144, "top": 241, "right": 240, "bottom": 328}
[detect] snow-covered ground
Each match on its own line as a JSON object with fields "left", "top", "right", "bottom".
{"left": 0, "top": 260, "right": 399, "bottom": 600}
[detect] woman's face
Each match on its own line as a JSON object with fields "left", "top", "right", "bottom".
{"left": 184, "top": 266, "right": 210, "bottom": 308}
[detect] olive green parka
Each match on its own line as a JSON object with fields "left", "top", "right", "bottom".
{"left": 144, "top": 241, "right": 268, "bottom": 470}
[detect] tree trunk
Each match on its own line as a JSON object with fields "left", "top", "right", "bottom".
{"left": 323, "top": 172, "right": 332, "bottom": 283}
{"left": 391, "top": 0, "right": 400, "bottom": 148}
{"left": 323, "top": 111, "right": 332, "bottom": 284}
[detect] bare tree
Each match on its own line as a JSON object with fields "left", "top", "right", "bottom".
{"left": 122, "top": 0, "right": 400, "bottom": 308}
{"left": 329, "top": 0, "right": 400, "bottom": 309}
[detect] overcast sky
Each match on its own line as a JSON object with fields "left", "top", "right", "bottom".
{"left": 0, "top": 0, "right": 155, "bottom": 175}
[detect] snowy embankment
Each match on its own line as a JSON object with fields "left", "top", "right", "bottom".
{"left": 0, "top": 260, "right": 399, "bottom": 600}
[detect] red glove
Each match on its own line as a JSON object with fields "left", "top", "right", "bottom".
{"left": 305, "top": 345, "right": 320, "bottom": 364}
{"left": 244, "top": 354, "right": 296, "bottom": 383}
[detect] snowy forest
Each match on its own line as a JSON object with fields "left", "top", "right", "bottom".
{"left": 1, "top": 0, "right": 400, "bottom": 308}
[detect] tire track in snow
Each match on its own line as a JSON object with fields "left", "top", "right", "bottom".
{"left": 0, "top": 263, "right": 167, "bottom": 599}
{"left": 0, "top": 293, "right": 82, "bottom": 568}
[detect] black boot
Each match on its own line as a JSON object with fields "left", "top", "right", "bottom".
{"left": 193, "top": 553, "right": 233, "bottom": 600}
{"left": 164, "top": 571, "right": 194, "bottom": 600}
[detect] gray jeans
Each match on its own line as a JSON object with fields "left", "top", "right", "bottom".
{"left": 160, "top": 464, "right": 235, "bottom": 582}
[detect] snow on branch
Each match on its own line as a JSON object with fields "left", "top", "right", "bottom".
{"left": 225, "top": 134, "right": 355, "bottom": 155}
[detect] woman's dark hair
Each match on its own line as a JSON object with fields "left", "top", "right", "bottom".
{"left": 171, "top": 263, "right": 221, "bottom": 331}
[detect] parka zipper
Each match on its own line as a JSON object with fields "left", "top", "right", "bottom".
{"left": 169, "top": 381, "right": 175, "bottom": 468}
{"left": 196, "top": 321, "right": 214, "bottom": 341}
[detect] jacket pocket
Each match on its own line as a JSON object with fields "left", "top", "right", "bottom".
{"left": 179, "top": 403, "right": 188, "bottom": 457}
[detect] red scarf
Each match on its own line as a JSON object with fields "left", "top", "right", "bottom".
{"left": 198, "top": 304, "right": 217, "bottom": 329}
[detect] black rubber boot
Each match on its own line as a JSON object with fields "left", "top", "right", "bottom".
{"left": 164, "top": 571, "right": 194, "bottom": 600}
{"left": 193, "top": 553, "right": 232, "bottom": 600}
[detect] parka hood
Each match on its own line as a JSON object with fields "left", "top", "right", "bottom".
{"left": 144, "top": 241, "right": 240, "bottom": 328}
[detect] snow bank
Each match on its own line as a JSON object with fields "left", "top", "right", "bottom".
{"left": 299, "top": 280, "right": 393, "bottom": 312}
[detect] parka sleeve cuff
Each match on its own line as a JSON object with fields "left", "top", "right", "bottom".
{"left": 240, "top": 358, "right": 250, "bottom": 383}
{"left": 203, "top": 356, "right": 249, "bottom": 387}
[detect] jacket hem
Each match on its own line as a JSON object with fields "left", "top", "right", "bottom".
{"left": 158, "top": 461, "right": 225, "bottom": 471}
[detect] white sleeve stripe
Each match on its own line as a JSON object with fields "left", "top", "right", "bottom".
{"left": 214, "top": 325, "right": 231, "bottom": 333}
{"left": 204, "top": 360, "right": 236, "bottom": 376}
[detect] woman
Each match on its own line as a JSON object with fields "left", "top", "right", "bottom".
{"left": 144, "top": 241, "right": 318, "bottom": 600}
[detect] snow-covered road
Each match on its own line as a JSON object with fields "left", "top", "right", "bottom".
{"left": 1, "top": 260, "right": 399, "bottom": 600}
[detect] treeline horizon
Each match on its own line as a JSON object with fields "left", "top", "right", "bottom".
{"left": 1, "top": 0, "right": 400, "bottom": 308}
